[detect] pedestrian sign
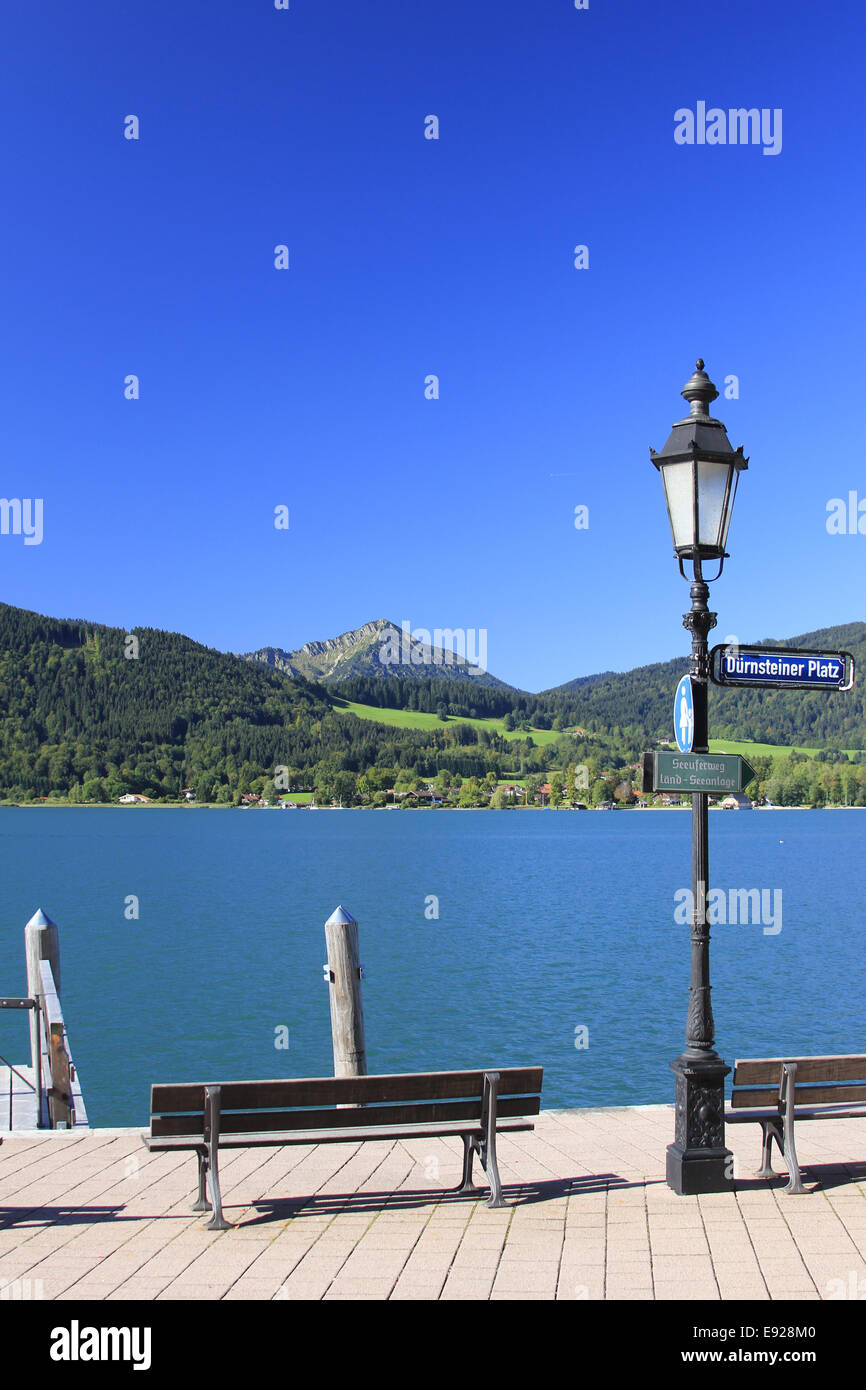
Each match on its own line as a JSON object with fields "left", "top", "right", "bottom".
{"left": 674, "top": 676, "right": 695, "bottom": 753}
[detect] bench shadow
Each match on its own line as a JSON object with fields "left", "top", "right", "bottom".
{"left": 734, "top": 1160, "right": 866, "bottom": 1195}
{"left": 241, "top": 1173, "right": 639, "bottom": 1225}
{"left": 0, "top": 1205, "right": 125, "bottom": 1229}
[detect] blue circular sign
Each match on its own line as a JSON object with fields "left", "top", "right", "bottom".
{"left": 674, "top": 676, "right": 695, "bottom": 753}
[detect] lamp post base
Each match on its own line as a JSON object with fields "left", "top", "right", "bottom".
{"left": 666, "top": 1055, "right": 733, "bottom": 1195}
{"left": 666, "top": 1144, "right": 732, "bottom": 1195}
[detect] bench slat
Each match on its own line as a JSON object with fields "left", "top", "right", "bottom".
{"left": 151, "top": 1094, "right": 541, "bottom": 1138}
{"left": 728, "top": 1104, "right": 866, "bottom": 1123}
{"left": 151, "top": 1068, "right": 543, "bottom": 1115}
{"left": 145, "top": 1117, "right": 536, "bottom": 1151}
{"left": 733, "top": 1056, "right": 866, "bottom": 1086}
{"left": 731, "top": 1082, "right": 866, "bottom": 1109}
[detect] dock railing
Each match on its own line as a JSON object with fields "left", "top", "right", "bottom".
{"left": 38, "top": 958, "right": 85, "bottom": 1128}
{"left": 0, "top": 908, "right": 87, "bottom": 1130}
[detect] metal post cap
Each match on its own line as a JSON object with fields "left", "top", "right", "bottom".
{"left": 26, "top": 908, "right": 57, "bottom": 929}
{"left": 324, "top": 905, "right": 357, "bottom": 927}
{"left": 681, "top": 358, "right": 719, "bottom": 416}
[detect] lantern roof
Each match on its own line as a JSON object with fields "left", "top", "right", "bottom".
{"left": 650, "top": 359, "right": 748, "bottom": 470}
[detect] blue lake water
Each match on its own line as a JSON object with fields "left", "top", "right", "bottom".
{"left": 0, "top": 807, "right": 863, "bottom": 1127}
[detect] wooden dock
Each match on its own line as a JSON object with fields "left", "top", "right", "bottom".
{"left": 0, "top": 1063, "right": 88, "bottom": 1133}
{"left": 0, "top": 1065, "right": 40, "bottom": 1131}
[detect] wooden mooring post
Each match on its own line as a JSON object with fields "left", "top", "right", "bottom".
{"left": 323, "top": 905, "right": 367, "bottom": 1078}
{"left": 24, "top": 908, "right": 60, "bottom": 1121}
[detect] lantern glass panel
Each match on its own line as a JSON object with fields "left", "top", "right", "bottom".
{"left": 660, "top": 460, "right": 696, "bottom": 551}
{"left": 696, "top": 459, "right": 733, "bottom": 552}
{"left": 718, "top": 467, "right": 739, "bottom": 551}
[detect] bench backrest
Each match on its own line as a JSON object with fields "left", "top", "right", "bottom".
{"left": 731, "top": 1055, "right": 866, "bottom": 1110}
{"left": 149, "top": 1067, "right": 543, "bottom": 1139}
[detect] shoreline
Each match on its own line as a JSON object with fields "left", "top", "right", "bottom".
{"left": 1, "top": 802, "right": 863, "bottom": 812}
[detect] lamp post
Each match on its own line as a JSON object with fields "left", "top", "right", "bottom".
{"left": 650, "top": 359, "right": 748, "bottom": 1195}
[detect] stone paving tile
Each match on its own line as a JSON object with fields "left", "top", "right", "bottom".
{"left": 222, "top": 1279, "right": 282, "bottom": 1300}
{"left": 654, "top": 1285, "right": 719, "bottom": 1301}
{"left": 390, "top": 1281, "right": 447, "bottom": 1300}
{"left": 492, "top": 1290, "right": 560, "bottom": 1300}
{"left": 105, "top": 1280, "right": 175, "bottom": 1300}
{"left": 716, "top": 1282, "right": 770, "bottom": 1300}
{"left": 456, "top": 1231, "right": 507, "bottom": 1249}
{"left": 557, "top": 1276, "right": 604, "bottom": 1299}
{"left": 358, "top": 1230, "right": 426, "bottom": 1250}
{"left": 439, "top": 1285, "right": 491, "bottom": 1301}
{"left": 267, "top": 1274, "right": 333, "bottom": 1298}
{"left": 323, "top": 1284, "right": 394, "bottom": 1295}
{"left": 325, "top": 1276, "right": 398, "bottom": 1297}
{"left": 492, "top": 1267, "right": 558, "bottom": 1293}
{"left": 156, "top": 1283, "right": 235, "bottom": 1300}
{"left": 449, "top": 1249, "right": 502, "bottom": 1269}
{"left": 498, "top": 1242, "right": 562, "bottom": 1262}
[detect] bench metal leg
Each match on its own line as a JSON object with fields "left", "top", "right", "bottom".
{"left": 781, "top": 1101, "right": 806, "bottom": 1195}
{"left": 755, "top": 1120, "right": 782, "bottom": 1179}
{"left": 480, "top": 1073, "right": 506, "bottom": 1209}
{"left": 203, "top": 1085, "right": 233, "bottom": 1230}
{"left": 191, "top": 1148, "right": 212, "bottom": 1212}
{"left": 480, "top": 1132, "right": 505, "bottom": 1209}
{"left": 457, "top": 1135, "right": 480, "bottom": 1194}
{"left": 204, "top": 1156, "right": 232, "bottom": 1230}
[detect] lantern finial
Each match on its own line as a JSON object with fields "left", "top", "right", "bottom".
{"left": 681, "top": 359, "right": 718, "bottom": 418}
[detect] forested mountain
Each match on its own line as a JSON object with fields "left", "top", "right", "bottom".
{"left": 246, "top": 618, "right": 515, "bottom": 689}
{"left": 1, "top": 601, "right": 864, "bottom": 807}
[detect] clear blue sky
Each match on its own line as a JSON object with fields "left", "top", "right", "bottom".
{"left": 2, "top": 0, "right": 864, "bottom": 691}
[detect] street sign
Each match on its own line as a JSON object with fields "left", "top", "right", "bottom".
{"left": 710, "top": 645, "right": 855, "bottom": 692}
{"left": 641, "top": 751, "right": 757, "bottom": 796}
{"left": 674, "top": 675, "right": 695, "bottom": 753}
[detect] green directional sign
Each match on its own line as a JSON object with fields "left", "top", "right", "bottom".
{"left": 641, "top": 751, "right": 757, "bottom": 795}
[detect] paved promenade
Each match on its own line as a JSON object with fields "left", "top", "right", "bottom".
{"left": 1, "top": 1105, "right": 865, "bottom": 1301}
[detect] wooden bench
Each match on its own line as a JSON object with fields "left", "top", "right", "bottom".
{"left": 143, "top": 1066, "right": 543, "bottom": 1229}
{"left": 727, "top": 1055, "right": 866, "bottom": 1194}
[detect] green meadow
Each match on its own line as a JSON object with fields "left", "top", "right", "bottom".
{"left": 332, "top": 700, "right": 567, "bottom": 746}
{"left": 707, "top": 738, "right": 859, "bottom": 759}
{"left": 332, "top": 706, "right": 858, "bottom": 760}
